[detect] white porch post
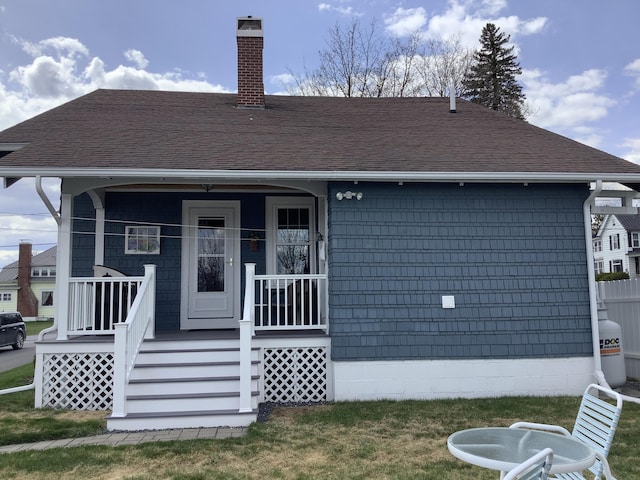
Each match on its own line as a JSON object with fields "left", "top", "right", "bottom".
{"left": 144, "top": 264, "right": 156, "bottom": 339}
{"left": 94, "top": 207, "right": 105, "bottom": 266}
{"left": 55, "top": 193, "right": 74, "bottom": 341}
{"left": 34, "top": 350, "right": 45, "bottom": 407}
{"left": 238, "top": 263, "right": 256, "bottom": 413}
{"left": 111, "top": 323, "right": 127, "bottom": 417}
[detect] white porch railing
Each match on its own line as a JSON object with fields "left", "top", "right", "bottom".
{"left": 239, "top": 263, "right": 328, "bottom": 413}
{"left": 112, "top": 264, "right": 156, "bottom": 418}
{"left": 67, "top": 274, "right": 145, "bottom": 335}
{"left": 253, "top": 272, "right": 328, "bottom": 331}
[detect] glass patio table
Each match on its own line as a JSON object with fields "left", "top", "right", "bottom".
{"left": 447, "top": 427, "right": 596, "bottom": 475}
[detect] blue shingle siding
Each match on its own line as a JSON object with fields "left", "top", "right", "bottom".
{"left": 328, "top": 182, "right": 593, "bottom": 361}
{"left": 71, "top": 193, "right": 97, "bottom": 276}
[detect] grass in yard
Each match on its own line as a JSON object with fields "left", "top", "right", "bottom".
{"left": 25, "top": 320, "right": 54, "bottom": 337}
{"left": 0, "top": 364, "right": 107, "bottom": 446}
{"left": 1, "top": 393, "right": 639, "bottom": 479}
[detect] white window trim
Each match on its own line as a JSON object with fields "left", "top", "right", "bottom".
{"left": 265, "top": 197, "right": 316, "bottom": 275}
{"left": 125, "top": 225, "right": 161, "bottom": 255}
{"left": 41, "top": 290, "right": 54, "bottom": 307}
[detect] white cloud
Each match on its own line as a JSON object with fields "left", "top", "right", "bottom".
{"left": 124, "top": 49, "right": 149, "bottom": 69}
{"left": 522, "top": 68, "right": 615, "bottom": 147}
{"left": 18, "top": 36, "right": 89, "bottom": 58}
{"left": 0, "top": 36, "right": 231, "bottom": 131}
{"left": 478, "top": 0, "right": 507, "bottom": 16}
{"left": 622, "top": 137, "right": 640, "bottom": 164}
{"left": 624, "top": 58, "right": 640, "bottom": 89}
{"left": 317, "top": 2, "right": 360, "bottom": 16}
{"left": 384, "top": 7, "right": 428, "bottom": 37}
{"left": 383, "top": 0, "right": 546, "bottom": 49}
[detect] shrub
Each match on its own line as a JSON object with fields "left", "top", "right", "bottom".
{"left": 596, "top": 272, "right": 630, "bottom": 282}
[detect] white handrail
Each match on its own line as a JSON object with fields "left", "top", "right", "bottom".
{"left": 111, "top": 265, "right": 156, "bottom": 418}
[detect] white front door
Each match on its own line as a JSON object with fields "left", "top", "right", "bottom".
{"left": 181, "top": 201, "right": 240, "bottom": 329}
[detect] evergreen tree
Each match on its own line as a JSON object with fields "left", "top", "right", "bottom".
{"left": 463, "top": 23, "right": 526, "bottom": 119}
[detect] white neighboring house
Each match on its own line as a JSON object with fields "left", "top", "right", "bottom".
{"left": 593, "top": 214, "right": 640, "bottom": 277}
{"left": 0, "top": 242, "right": 56, "bottom": 320}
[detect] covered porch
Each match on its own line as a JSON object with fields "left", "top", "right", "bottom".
{"left": 35, "top": 179, "right": 332, "bottom": 430}
{"left": 35, "top": 263, "right": 330, "bottom": 430}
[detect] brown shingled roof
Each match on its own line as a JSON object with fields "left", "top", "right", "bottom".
{"left": 1, "top": 89, "right": 639, "bottom": 179}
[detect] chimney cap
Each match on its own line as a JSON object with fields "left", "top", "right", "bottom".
{"left": 237, "top": 17, "right": 263, "bottom": 37}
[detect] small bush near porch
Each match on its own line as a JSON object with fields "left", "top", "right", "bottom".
{"left": 1, "top": 385, "right": 640, "bottom": 479}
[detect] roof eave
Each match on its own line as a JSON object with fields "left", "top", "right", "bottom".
{"left": 2, "top": 168, "right": 640, "bottom": 184}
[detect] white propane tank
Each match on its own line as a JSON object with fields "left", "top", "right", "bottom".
{"left": 598, "top": 307, "right": 626, "bottom": 388}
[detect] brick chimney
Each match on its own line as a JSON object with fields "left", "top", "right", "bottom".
{"left": 17, "top": 240, "right": 38, "bottom": 319}
{"left": 236, "top": 16, "right": 264, "bottom": 108}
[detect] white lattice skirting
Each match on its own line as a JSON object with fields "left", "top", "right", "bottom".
{"left": 263, "top": 347, "right": 328, "bottom": 403}
{"left": 42, "top": 353, "right": 114, "bottom": 410}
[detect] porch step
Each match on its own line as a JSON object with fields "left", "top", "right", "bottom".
{"left": 106, "top": 336, "right": 260, "bottom": 431}
{"left": 125, "top": 391, "right": 260, "bottom": 414}
{"left": 130, "top": 360, "right": 260, "bottom": 380}
{"left": 128, "top": 375, "right": 259, "bottom": 396}
{"left": 106, "top": 409, "right": 258, "bottom": 430}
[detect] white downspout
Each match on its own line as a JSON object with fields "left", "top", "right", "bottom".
{"left": 35, "top": 176, "right": 61, "bottom": 226}
{"left": 35, "top": 176, "right": 61, "bottom": 341}
{"left": 584, "top": 180, "right": 606, "bottom": 383}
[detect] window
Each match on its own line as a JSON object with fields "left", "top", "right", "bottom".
{"left": 266, "top": 197, "right": 316, "bottom": 275}
{"left": 125, "top": 226, "right": 160, "bottom": 254}
{"left": 594, "top": 260, "right": 604, "bottom": 274}
{"left": 611, "top": 259, "right": 623, "bottom": 272}
{"left": 593, "top": 240, "right": 602, "bottom": 252}
{"left": 632, "top": 232, "right": 640, "bottom": 249}
{"left": 0, "top": 292, "right": 12, "bottom": 302}
{"left": 610, "top": 234, "right": 620, "bottom": 250}
{"left": 41, "top": 291, "right": 54, "bottom": 306}
{"left": 32, "top": 267, "right": 56, "bottom": 277}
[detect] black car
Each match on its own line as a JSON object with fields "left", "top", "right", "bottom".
{"left": 0, "top": 312, "right": 26, "bottom": 350}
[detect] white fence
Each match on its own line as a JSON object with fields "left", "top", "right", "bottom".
{"left": 598, "top": 279, "right": 640, "bottom": 379}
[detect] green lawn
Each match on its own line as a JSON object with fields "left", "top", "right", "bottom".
{"left": 25, "top": 320, "right": 54, "bottom": 337}
{"left": 1, "top": 365, "right": 639, "bottom": 480}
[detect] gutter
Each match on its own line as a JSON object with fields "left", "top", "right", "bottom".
{"left": 3, "top": 167, "right": 640, "bottom": 184}
{"left": 584, "top": 180, "right": 606, "bottom": 384}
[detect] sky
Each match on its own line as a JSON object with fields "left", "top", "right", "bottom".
{"left": 0, "top": 0, "right": 639, "bottom": 265}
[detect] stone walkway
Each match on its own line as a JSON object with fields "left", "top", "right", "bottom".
{"left": 0, "top": 427, "right": 247, "bottom": 454}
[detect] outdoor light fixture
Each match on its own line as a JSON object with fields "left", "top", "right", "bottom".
{"left": 335, "top": 191, "right": 363, "bottom": 201}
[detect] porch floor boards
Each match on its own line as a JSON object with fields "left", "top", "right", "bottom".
{"left": 39, "top": 328, "right": 328, "bottom": 344}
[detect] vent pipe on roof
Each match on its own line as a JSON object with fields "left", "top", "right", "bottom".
{"left": 449, "top": 82, "right": 456, "bottom": 113}
{"left": 236, "top": 16, "right": 265, "bottom": 109}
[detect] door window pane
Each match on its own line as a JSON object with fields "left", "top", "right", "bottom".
{"left": 198, "top": 218, "right": 225, "bottom": 292}
{"left": 276, "top": 208, "right": 310, "bottom": 274}
{"left": 198, "top": 257, "right": 224, "bottom": 292}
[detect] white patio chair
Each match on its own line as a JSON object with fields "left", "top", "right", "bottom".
{"left": 503, "top": 448, "right": 554, "bottom": 480}
{"left": 510, "top": 384, "right": 622, "bottom": 480}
